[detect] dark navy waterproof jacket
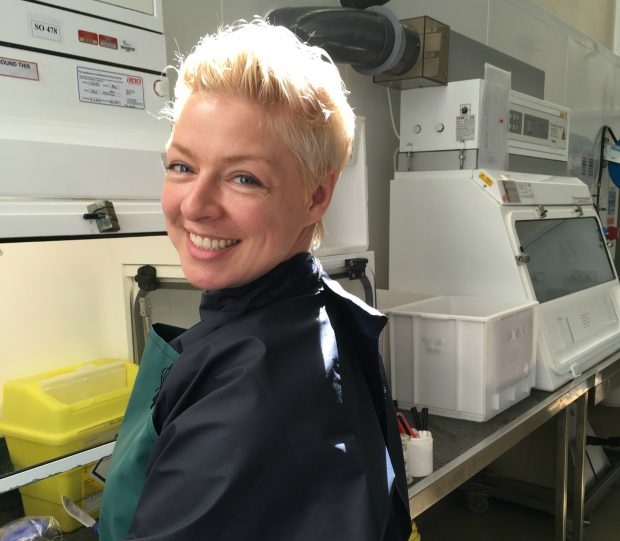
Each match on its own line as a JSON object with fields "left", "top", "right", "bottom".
{"left": 127, "top": 252, "right": 411, "bottom": 540}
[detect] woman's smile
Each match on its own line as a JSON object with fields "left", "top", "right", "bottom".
{"left": 189, "top": 232, "right": 240, "bottom": 251}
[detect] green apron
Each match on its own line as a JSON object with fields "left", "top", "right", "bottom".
{"left": 99, "top": 324, "right": 182, "bottom": 541}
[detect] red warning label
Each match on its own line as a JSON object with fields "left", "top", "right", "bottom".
{"left": 78, "top": 29, "right": 98, "bottom": 45}
{"left": 99, "top": 34, "right": 118, "bottom": 50}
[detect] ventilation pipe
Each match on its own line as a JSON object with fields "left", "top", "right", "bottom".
{"left": 266, "top": 5, "right": 420, "bottom": 77}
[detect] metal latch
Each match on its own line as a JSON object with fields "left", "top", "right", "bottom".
{"left": 83, "top": 200, "right": 120, "bottom": 233}
{"left": 344, "top": 258, "right": 368, "bottom": 280}
{"left": 575, "top": 204, "right": 584, "bottom": 217}
{"left": 537, "top": 204, "right": 548, "bottom": 218}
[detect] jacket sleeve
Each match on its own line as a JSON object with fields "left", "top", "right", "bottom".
{"left": 125, "top": 333, "right": 386, "bottom": 541}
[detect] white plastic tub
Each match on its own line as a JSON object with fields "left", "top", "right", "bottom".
{"left": 388, "top": 296, "right": 538, "bottom": 422}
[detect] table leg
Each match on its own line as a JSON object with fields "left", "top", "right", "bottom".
{"left": 572, "top": 393, "right": 588, "bottom": 541}
{"left": 555, "top": 407, "right": 568, "bottom": 541}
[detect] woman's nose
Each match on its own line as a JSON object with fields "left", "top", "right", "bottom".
{"left": 180, "top": 178, "right": 223, "bottom": 221}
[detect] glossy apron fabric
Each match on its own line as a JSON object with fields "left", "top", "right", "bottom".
{"left": 99, "top": 324, "right": 181, "bottom": 541}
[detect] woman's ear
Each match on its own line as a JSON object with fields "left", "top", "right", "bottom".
{"left": 307, "top": 170, "right": 338, "bottom": 223}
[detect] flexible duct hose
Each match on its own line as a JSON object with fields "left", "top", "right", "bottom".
{"left": 266, "top": 6, "right": 420, "bottom": 76}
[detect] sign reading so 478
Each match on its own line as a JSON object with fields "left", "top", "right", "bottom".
{"left": 31, "top": 20, "right": 61, "bottom": 42}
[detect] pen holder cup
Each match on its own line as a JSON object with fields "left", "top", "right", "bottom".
{"left": 407, "top": 433, "right": 433, "bottom": 477}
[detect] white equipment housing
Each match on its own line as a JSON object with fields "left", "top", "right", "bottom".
{"left": 389, "top": 169, "right": 620, "bottom": 391}
{"left": 0, "top": 0, "right": 169, "bottom": 237}
{"left": 400, "top": 79, "right": 570, "bottom": 162}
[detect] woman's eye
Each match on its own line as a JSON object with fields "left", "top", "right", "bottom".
{"left": 233, "top": 174, "right": 260, "bottom": 186}
{"left": 167, "top": 163, "right": 192, "bottom": 174}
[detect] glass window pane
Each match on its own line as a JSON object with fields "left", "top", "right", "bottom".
{"left": 515, "top": 217, "right": 615, "bottom": 303}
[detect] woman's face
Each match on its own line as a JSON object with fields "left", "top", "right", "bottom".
{"left": 162, "top": 92, "right": 334, "bottom": 290}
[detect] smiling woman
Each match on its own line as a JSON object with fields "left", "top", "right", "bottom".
{"left": 161, "top": 92, "right": 330, "bottom": 290}
{"left": 99, "top": 18, "right": 412, "bottom": 541}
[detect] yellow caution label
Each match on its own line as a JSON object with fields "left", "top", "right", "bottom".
{"left": 479, "top": 172, "right": 494, "bottom": 187}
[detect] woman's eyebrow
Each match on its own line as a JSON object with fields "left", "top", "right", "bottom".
{"left": 168, "top": 142, "right": 276, "bottom": 169}
{"left": 220, "top": 154, "right": 274, "bottom": 167}
{"left": 167, "top": 141, "right": 194, "bottom": 158}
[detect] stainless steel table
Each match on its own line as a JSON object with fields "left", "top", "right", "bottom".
{"left": 407, "top": 349, "right": 620, "bottom": 541}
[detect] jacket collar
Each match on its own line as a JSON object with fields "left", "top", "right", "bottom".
{"left": 196, "top": 252, "right": 321, "bottom": 334}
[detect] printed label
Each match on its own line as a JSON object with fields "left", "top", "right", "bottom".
{"left": 0, "top": 56, "right": 39, "bottom": 81}
{"left": 78, "top": 29, "right": 99, "bottom": 45}
{"left": 31, "top": 19, "right": 61, "bottom": 42}
{"left": 91, "top": 456, "right": 110, "bottom": 483}
{"left": 82, "top": 460, "right": 106, "bottom": 514}
{"left": 517, "top": 182, "right": 535, "bottom": 202}
{"left": 77, "top": 66, "right": 145, "bottom": 109}
{"left": 503, "top": 180, "right": 520, "bottom": 203}
{"left": 608, "top": 189, "right": 617, "bottom": 216}
{"left": 120, "top": 39, "right": 137, "bottom": 53}
{"left": 99, "top": 34, "right": 118, "bottom": 50}
{"left": 456, "top": 114, "right": 476, "bottom": 142}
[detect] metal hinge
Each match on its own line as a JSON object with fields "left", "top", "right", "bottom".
{"left": 515, "top": 253, "right": 530, "bottom": 264}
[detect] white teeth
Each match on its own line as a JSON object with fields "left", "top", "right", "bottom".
{"left": 190, "top": 233, "right": 239, "bottom": 251}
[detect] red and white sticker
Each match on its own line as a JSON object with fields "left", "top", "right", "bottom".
{"left": 99, "top": 34, "right": 118, "bottom": 50}
{"left": 0, "top": 56, "right": 39, "bottom": 81}
{"left": 77, "top": 66, "right": 145, "bottom": 109}
{"left": 78, "top": 29, "right": 98, "bottom": 45}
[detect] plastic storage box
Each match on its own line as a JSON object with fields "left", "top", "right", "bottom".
{"left": 0, "top": 359, "right": 138, "bottom": 531}
{"left": 388, "top": 296, "right": 538, "bottom": 422}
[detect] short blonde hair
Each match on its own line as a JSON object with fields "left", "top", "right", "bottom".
{"left": 165, "top": 19, "right": 356, "bottom": 248}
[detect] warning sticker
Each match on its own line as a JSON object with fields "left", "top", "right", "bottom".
{"left": 78, "top": 29, "right": 99, "bottom": 45}
{"left": 82, "top": 460, "right": 106, "bottom": 514}
{"left": 0, "top": 56, "right": 39, "bottom": 81}
{"left": 456, "top": 114, "right": 476, "bottom": 142}
{"left": 479, "top": 171, "right": 494, "bottom": 187}
{"left": 99, "top": 34, "right": 118, "bottom": 50}
{"left": 77, "top": 66, "right": 145, "bottom": 109}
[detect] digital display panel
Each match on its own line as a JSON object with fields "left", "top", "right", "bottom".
{"left": 523, "top": 114, "right": 549, "bottom": 140}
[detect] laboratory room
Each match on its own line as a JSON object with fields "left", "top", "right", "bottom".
{"left": 3, "top": 0, "right": 620, "bottom": 539}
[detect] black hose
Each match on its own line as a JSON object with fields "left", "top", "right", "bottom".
{"left": 266, "top": 6, "right": 420, "bottom": 76}
{"left": 595, "top": 125, "right": 617, "bottom": 212}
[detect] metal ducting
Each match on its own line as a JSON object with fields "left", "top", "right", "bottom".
{"left": 339, "top": 0, "right": 390, "bottom": 8}
{"left": 266, "top": 6, "right": 420, "bottom": 77}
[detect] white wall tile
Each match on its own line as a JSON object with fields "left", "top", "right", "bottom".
{"left": 162, "top": 0, "right": 222, "bottom": 60}
{"left": 613, "top": 65, "right": 620, "bottom": 135}
{"left": 488, "top": 0, "right": 568, "bottom": 105}
{"left": 222, "top": 0, "right": 340, "bottom": 25}
{"left": 566, "top": 35, "right": 615, "bottom": 148}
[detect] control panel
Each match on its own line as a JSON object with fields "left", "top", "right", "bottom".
{"left": 400, "top": 79, "right": 569, "bottom": 162}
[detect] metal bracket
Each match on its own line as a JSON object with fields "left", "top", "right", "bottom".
{"left": 575, "top": 204, "right": 584, "bottom": 217}
{"left": 537, "top": 204, "right": 548, "bottom": 218}
{"left": 84, "top": 200, "right": 120, "bottom": 233}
